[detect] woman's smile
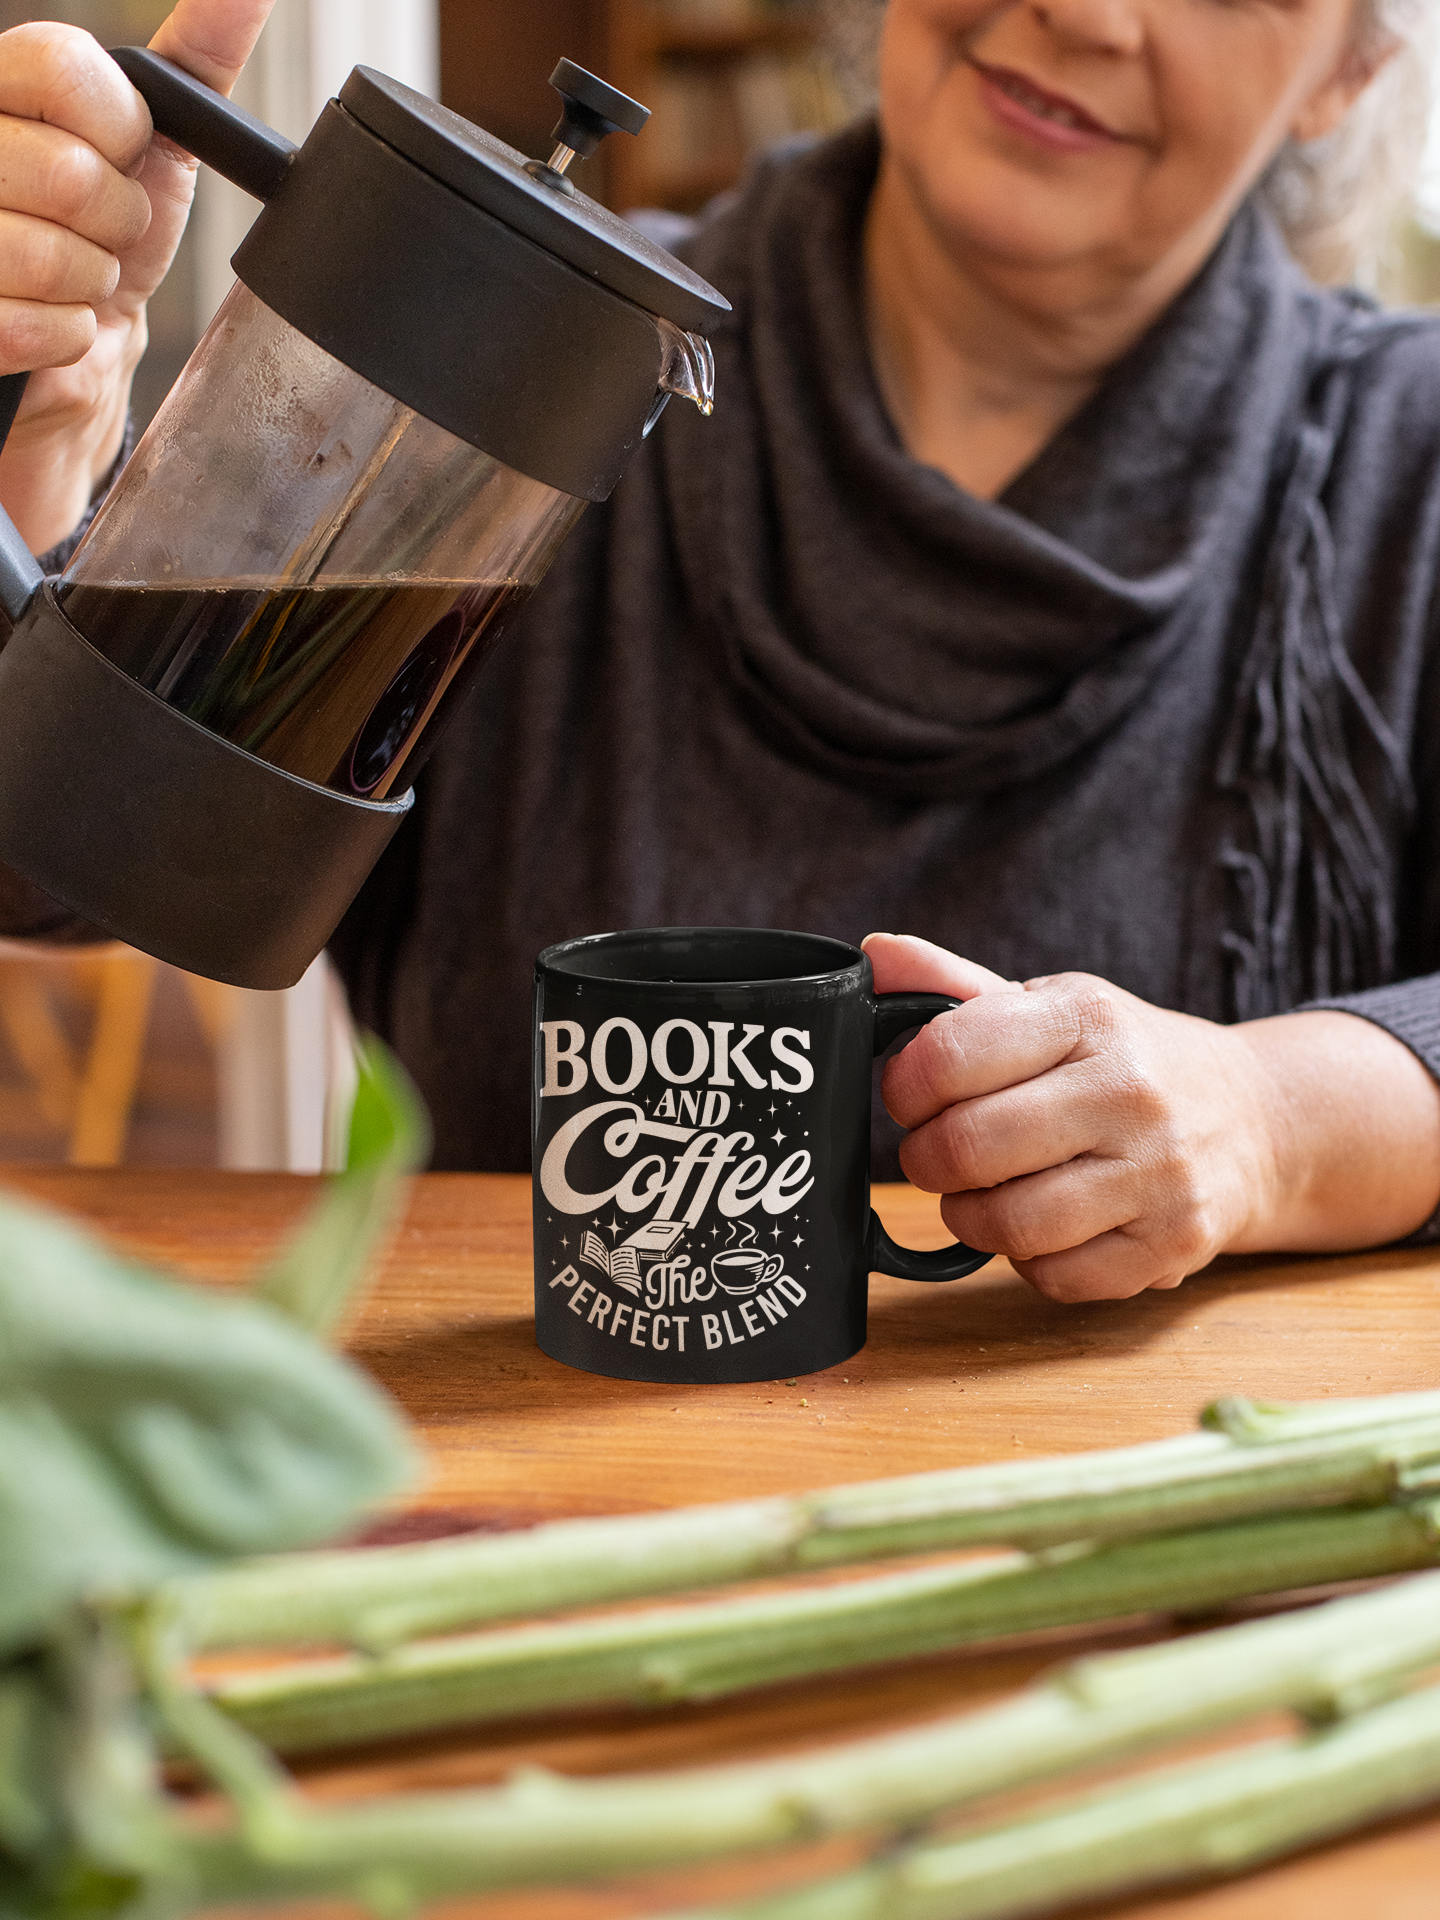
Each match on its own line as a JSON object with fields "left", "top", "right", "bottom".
{"left": 969, "top": 56, "right": 1127, "bottom": 154}
{"left": 871, "top": 0, "right": 1381, "bottom": 321}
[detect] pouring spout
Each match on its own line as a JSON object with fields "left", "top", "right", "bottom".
{"left": 656, "top": 317, "right": 716, "bottom": 417}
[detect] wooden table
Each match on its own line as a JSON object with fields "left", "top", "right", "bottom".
{"left": 7, "top": 1166, "right": 1440, "bottom": 1919}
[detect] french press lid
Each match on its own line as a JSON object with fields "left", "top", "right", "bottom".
{"left": 339, "top": 65, "right": 723, "bottom": 333}
{"left": 109, "top": 49, "right": 731, "bottom": 502}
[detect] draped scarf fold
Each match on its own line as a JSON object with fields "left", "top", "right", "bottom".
{"left": 1218, "top": 339, "right": 1420, "bottom": 1015}
{"left": 658, "top": 121, "right": 1423, "bottom": 1014}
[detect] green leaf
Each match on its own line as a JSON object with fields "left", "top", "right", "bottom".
{"left": 253, "top": 1036, "right": 430, "bottom": 1342}
{"left": 0, "top": 1609, "right": 188, "bottom": 1920}
{"left": 0, "top": 1190, "right": 416, "bottom": 1661}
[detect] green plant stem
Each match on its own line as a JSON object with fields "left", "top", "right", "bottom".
{"left": 651, "top": 1678, "right": 1440, "bottom": 1920}
{"left": 205, "top": 1499, "right": 1440, "bottom": 1755}
{"left": 169, "top": 1391, "right": 1440, "bottom": 1653}
{"left": 145, "top": 1570, "right": 1440, "bottom": 1910}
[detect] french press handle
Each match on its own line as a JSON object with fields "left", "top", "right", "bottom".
{"left": 0, "top": 48, "right": 298, "bottom": 625}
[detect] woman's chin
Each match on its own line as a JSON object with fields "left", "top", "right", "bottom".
{"left": 884, "top": 148, "right": 1125, "bottom": 279}
{"left": 921, "top": 193, "right": 1116, "bottom": 277}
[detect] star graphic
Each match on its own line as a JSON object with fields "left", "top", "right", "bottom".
{"left": 605, "top": 1216, "right": 623, "bottom": 1241}
{"left": 770, "top": 1223, "right": 784, "bottom": 1240}
{"left": 708, "top": 1224, "right": 720, "bottom": 1240}
{"left": 772, "top": 1129, "right": 786, "bottom": 1145}
{"left": 794, "top": 1234, "right": 805, "bottom": 1247}
{"left": 560, "top": 1235, "right": 569, "bottom": 1248}
{"left": 768, "top": 1101, "right": 778, "bottom": 1116}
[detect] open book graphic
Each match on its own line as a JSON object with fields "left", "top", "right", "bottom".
{"left": 581, "top": 1231, "right": 642, "bottom": 1295}
{"left": 580, "top": 1220, "right": 685, "bottom": 1297}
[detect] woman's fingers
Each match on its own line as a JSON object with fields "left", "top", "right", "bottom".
{"left": 0, "top": 113, "right": 151, "bottom": 255}
{"left": 866, "top": 933, "right": 1037, "bottom": 1136}
{"left": 0, "top": 23, "right": 152, "bottom": 169}
{"left": 883, "top": 973, "right": 1114, "bottom": 1130}
{"left": 0, "top": 295, "right": 96, "bottom": 376}
{"left": 937, "top": 1153, "right": 1210, "bottom": 1281}
{"left": 0, "top": 7, "right": 276, "bottom": 547}
{"left": 0, "top": 118, "right": 147, "bottom": 373}
{"left": 939, "top": 1160, "right": 1131, "bottom": 1264}
{"left": 0, "top": 209, "right": 122, "bottom": 307}
{"left": 897, "top": 1061, "right": 1099, "bottom": 1193}
{"left": 999, "top": 1227, "right": 1197, "bottom": 1304}
{"left": 0, "top": 26, "right": 152, "bottom": 379}
{"left": 862, "top": 931, "right": 1022, "bottom": 1001}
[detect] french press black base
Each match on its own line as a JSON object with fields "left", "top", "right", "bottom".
{"left": 0, "top": 586, "right": 407, "bottom": 987}
{"left": 0, "top": 50, "right": 725, "bottom": 989}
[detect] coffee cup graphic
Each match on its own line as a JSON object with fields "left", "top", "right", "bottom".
{"left": 711, "top": 1247, "right": 785, "bottom": 1297}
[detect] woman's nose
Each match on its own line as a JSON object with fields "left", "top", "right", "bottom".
{"left": 1027, "top": 0, "right": 1146, "bottom": 58}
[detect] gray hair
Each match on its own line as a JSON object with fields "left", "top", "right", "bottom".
{"left": 825, "top": 0, "right": 1436, "bottom": 289}
{"left": 1258, "top": 0, "right": 1437, "bottom": 285}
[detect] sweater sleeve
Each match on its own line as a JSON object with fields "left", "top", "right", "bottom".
{"left": 1300, "top": 971, "right": 1440, "bottom": 1244}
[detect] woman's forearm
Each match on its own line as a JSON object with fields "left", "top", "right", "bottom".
{"left": 1227, "top": 1011, "right": 1440, "bottom": 1253}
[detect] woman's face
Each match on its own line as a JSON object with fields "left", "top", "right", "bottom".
{"left": 878, "top": 0, "right": 1377, "bottom": 287}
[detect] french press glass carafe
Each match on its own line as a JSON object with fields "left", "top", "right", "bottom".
{"left": 0, "top": 51, "right": 727, "bottom": 989}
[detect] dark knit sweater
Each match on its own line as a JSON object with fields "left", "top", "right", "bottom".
{"left": 8, "top": 123, "right": 1440, "bottom": 1218}
{"left": 329, "top": 124, "right": 1440, "bottom": 1197}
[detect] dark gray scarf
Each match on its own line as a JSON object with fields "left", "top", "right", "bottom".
{"left": 661, "top": 123, "right": 1421, "bottom": 1017}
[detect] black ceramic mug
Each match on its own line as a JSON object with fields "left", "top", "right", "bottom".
{"left": 531, "top": 927, "right": 993, "bottom": 1385}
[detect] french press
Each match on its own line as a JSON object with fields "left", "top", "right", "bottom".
{"left": 0, "top": 50, "right": 727, "bottom": 989}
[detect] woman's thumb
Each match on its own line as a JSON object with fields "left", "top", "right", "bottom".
{"left": 860, "top": 931, "right": 1023, "bottom": 1001}
{"left": 149, "top": 0, "right": 279, "bottom": 97}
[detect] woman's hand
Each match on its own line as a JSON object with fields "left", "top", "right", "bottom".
{"left": 0, "top": 2, "right": 276, "bottom": 554}
{"left": 865, "top": 932, "right": 1440, "bottom": 1302}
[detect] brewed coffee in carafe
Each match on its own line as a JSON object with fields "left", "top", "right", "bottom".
{"left": 0, "top": 49, "right": 728, "bottom": 989}
{"left": 56, "top": 287, "right": 585, "bottom": 800}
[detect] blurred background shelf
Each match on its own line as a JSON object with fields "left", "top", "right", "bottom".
{"left": 443, "top": 1, "right": 870, "bottom": 215}
{"left": 650, "top": 13, "right": 821, "bottom": 58}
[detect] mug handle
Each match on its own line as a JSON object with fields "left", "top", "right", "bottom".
{"left": 866, "top": 992, "right": 993, "bottom": 1283}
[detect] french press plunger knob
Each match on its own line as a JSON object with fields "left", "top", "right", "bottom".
{"left": 528, "top": 60, "right": 650, "bottom": 194}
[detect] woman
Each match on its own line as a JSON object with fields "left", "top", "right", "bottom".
{"left": 1, "top": 0, "right": 1438, "bottom": 1302}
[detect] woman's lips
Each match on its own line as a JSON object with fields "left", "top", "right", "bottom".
{"left": 970, "top": 59, "right": 1125, "bottom": 155}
